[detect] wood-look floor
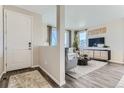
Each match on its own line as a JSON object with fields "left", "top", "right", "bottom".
{"left": 62, "top": 63, "right": 124, "bottom": 88}
{"left": 0, "top": 63, "right": 124, "bottom": 88}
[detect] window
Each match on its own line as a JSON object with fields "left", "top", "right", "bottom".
{"left": 51, "top": 27, "right": 57, "bottom": 46}
{"left": 64, "top": 31, "right": 69, "bottom": 48}
{"left": 47, "top": 26, "right": 71, "bottom": 47}
{"left": 79, "top": 31, "right": 87, "bottom": 48}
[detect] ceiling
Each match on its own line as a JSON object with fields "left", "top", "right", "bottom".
{"left": 16, "top": 5, "right": 124, "bottom": 30}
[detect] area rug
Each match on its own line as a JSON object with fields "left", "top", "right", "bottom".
{"left": 116, "top": 75, "right": 124, "bottom": 88}
{"left": 66, "top": 60, "right": 107, "bottom": 79}
{"left": 8, "top": 70, "right": 52, "bottom": 88}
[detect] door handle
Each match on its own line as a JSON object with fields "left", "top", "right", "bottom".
{"left": 28, "top": 42, "right": 31, "bottom": 47}
{"left": 28, "top": 42, "right": 32, "bottom": 50}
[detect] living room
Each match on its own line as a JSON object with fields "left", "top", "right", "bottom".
{"left": 0, "top": 5, "right": 124, "bottom": 88}
{"left": 36, "top": 5, "right": 124, "bottom": 87}
{"left": 64, "top": 18, "right": 124, "bottom": 84}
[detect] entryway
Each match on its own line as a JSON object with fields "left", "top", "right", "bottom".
{"left": 4, "top": 9, "right": 33, "bottom": 71}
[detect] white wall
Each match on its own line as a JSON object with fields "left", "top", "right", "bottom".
{"left": 57, "top": 6, "right": 65, "bottom": 86}
{"left": 39, "top": 6, "right": 65, "bottom": 86}
{"left": 0, "top": 6, "right": 3, "bottom": 78}
{"left": 71, "top": 30, "right": 74, "bottom": 47}
{"left": 39, "top": 23, "right": 65, "bottom": 85}
{"left": 33, "top": 14, "right": 43, "bottom": 66}
{"left": 41, "top": 23, "right": 49, "bottom": 46}
{"left": 39, "top": 47, "right": 60, "bottom": 84}
{"left": 106, "top": 19, "right": 124, "bottom": 64}
{"left": 39, "top": 23, "right": 62, "bottom": 84}
{"left": 87, "top": 18, "right": 124, "bottom": 64}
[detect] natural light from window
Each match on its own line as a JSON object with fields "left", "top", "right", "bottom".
{"left": 64, "top": 31, "right": 69, "bottom": 48}
{"left": 79, "top": 31, "right": 87, "bottom": 48}
{"left": 51, "top": 28, "right": 57, "bottom": 46}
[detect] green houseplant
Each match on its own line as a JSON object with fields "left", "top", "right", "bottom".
{"left": 73, "top": 34, "right": 79, "bottom": 51}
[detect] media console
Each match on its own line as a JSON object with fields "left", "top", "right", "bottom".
{"left": 81, "top": 47, "right": 111, "bottom": 62}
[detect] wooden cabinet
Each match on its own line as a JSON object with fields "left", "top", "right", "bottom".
{"left": 88, "top": 50, "right": 94, "bottom": 58}
{"left": 100, "top": 51, "right": 108, "bottom": 60}
{"left": 82, "top": 49, "right": 111, "bottom": 61}
{"left": 94, "top": 51, "right": 101, "bottom": 59}
{"left": 83, "top": 50, "right": 89, "bottom": 55}
{"left": 83, "top": 50, "right": 93, "bottom": 58}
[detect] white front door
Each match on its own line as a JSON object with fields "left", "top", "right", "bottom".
{"left": 5, "top": 10, "right": 33, "bottom": 71}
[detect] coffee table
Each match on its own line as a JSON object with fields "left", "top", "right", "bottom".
{"left": 78, "top": 57, "right": 88, "bottom": 65}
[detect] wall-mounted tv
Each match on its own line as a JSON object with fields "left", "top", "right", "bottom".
{"left": 88, "top": 37, "right": 105, "bottom": 47}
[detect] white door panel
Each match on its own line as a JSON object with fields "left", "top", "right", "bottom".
{"left": 5, "top": 10, "right": 32, "bottom": 71}
{"left": 7, "top": 50, "right": 31, "bottom": 71}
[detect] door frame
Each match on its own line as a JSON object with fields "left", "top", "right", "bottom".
{"left": 3, "top": 9, "right": 34, "bottom": 72}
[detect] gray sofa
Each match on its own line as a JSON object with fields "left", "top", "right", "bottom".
{"left": 65, "top": 48, "right": 78, "bottom": 71}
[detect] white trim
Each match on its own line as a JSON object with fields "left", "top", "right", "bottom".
{"left": 59, "top": 80, "right": 66, "bottom": 87}
{"left": 3, "top": 9, "right": 7, "bottom": 73}
{"left": 31, "top": 65, "right": 40, "bottom": 68}
{"left": 30, "top": 15, "right": 33, "bottom": 68}
{"left": 3, "top": 9, "right": 34, "bottom": 72}
{"left": 31, "top": 65, "right": 66, "bottom": 86}
{"left": 39, "top": 66, "right": 60, "bottom": 85}
{"left": 109, "top": 60, "right": 124, "bottom": 64}
{"left": 0, "top": 71, "right": 5, "bottom": 80}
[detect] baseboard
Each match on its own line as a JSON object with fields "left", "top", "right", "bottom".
{"left": 31, "top": 65, "right": 65, "bottom": 86}
{"left": 39, "top": 66, "right": 60, "bottom": 85}
{"left": 108, "top": 60, "right": 124, "bottom": 64}
{"left": 31, "top": 65, "right": 40, "bottom": 68}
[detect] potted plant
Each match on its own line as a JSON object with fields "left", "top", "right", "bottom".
{"left": 73, "top": 34, "right": 79, "bottom": 51}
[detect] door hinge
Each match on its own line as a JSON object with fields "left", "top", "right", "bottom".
{"left": 6, "top": 63, "right": 7, "bottom": 67}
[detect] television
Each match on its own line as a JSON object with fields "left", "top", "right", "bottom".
{"left": 88, "top": 37, "right": 105, "bottom": 47}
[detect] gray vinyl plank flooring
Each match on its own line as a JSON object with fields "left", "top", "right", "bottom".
{"left": 0, "top": 63, "right": 124, "bottom": 88}
{"left": 62, "top": 63, "right": 124, "bottom": 88}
